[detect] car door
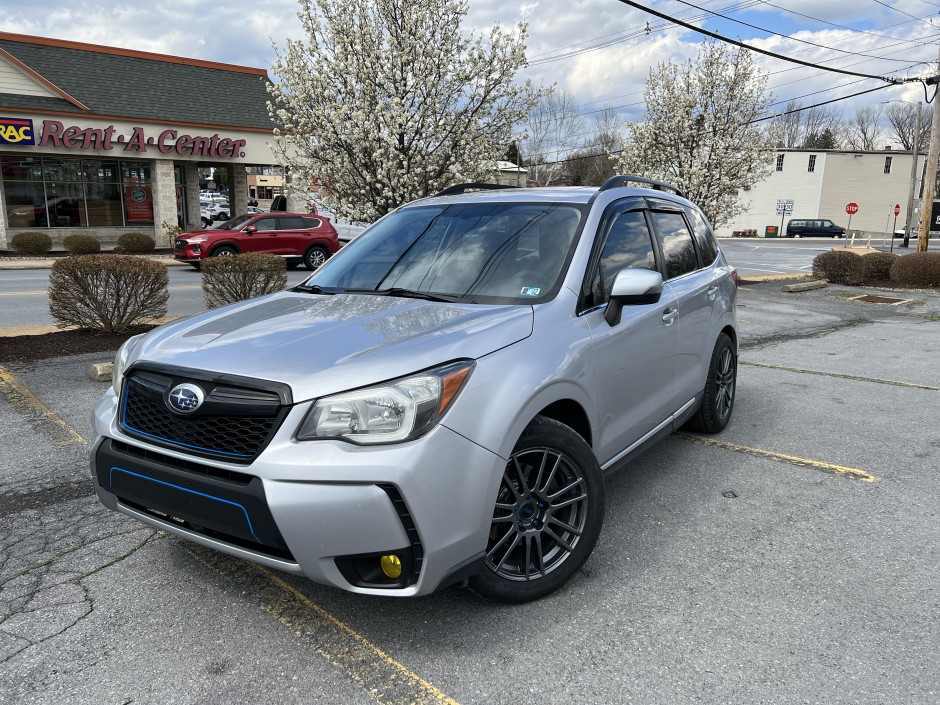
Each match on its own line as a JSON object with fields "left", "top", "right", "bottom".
{"left": 582, "top": 200, "right": 680, "bottom": 465}
{"left": 243, "top": 215, "right": 279, "bottom": 253}
{"left": 647, "top": 203, "right": 716, "bottom": 409}
{"left": 274, "top": 215, "right": 309, "bottom": 255}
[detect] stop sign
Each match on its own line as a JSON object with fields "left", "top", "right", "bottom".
{"left": 894, "top": 203, "right": 901, "bottom": 216}
{"left": 846, "top": 202, "right": 859, "bottom": 215}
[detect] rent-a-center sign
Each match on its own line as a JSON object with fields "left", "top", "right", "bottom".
{"left": 1, "top": 117, "right": 247, "bottom": 158}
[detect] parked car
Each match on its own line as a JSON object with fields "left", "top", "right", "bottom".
{"left": 246, "top": 206, "right": 266, "bottom": 214}
{"left": 95, "top": 176, "right": 738, "bottom": 603}
{"left": 173, "top": 212, "right": 339, "bottom": 270}
{"left": 247, "top": 197, "right": 259, "bottom": 207}
{"left": 785, "top": 219, "right": 845, "bottom": 238}
{"left": 208, "top": 202, "right": 230, "bottom": 221}
{"left": 199, "top": 201, "right": 214, "bottom": 229}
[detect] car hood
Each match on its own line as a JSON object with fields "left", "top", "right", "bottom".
{"left": 128, "top": 292, "right": 533, "bottom": 402}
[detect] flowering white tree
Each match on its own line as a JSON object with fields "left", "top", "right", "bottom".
{"left": 615, "top": 42, "right": 774, "bottom": 227}
{"left": 268, "top": 0, "right": 543, "bottom": 222}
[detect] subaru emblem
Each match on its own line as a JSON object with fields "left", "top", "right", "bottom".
{"left": 166, "top": 383, "right": 205, "bottom": 414}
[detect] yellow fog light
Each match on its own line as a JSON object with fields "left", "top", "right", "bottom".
{"left": 380, "top": 554, "right": 402, "bottom": 579}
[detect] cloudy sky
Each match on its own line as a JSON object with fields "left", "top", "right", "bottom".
{"left": 2, "top": 0, "right": 937, "bottom": 145}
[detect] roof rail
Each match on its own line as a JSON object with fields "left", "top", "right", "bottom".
{"left": 597, "top": 175, "right": 684, "bottom": 198}
{"left": 433, "top": 183, "right": 521, "bottom": 197}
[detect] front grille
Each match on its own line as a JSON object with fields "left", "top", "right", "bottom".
{"left": 174, "top": 238, "right": 186, "bottom": 251}
{"left": 119, "top": 367, "right": 290, "bottom": 464}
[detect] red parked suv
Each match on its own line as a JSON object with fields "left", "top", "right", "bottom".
{"left": 174, "top": 212, "right": 340, "bottom": 270}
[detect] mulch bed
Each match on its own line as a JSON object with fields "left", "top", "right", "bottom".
{"left": 0, "top": 326, "right": 156, "bottom": 364}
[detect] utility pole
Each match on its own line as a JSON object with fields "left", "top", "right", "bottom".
{"left": 903, "top": 101, "right": 923, "bottom": 248}
{"left": 915, "top": 44, "right": 940, "bottom": 252}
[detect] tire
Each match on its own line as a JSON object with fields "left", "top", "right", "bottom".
{"left": 684, "top": 332, "right": 736, "bottom": 433}
{"left": 469, "top": 416, "right": 605, "bottom": 603}
{"left": 201, "top": 218, "right": 211, "bottom": 229}
{"left": 304, "top": 244, "right": 330, "bottom": 270}
{"left": 210, "top": 245, "right": 238, "bottom": 257}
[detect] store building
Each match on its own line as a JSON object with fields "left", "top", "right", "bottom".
{"left": 0, "top": 31, "right": 282, "bottom": 249}
{"left": 721, "top": 148, "right": 927, "bottom": 237}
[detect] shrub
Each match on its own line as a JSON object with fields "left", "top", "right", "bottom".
{"left": 118, "top": 232, "right": 156, "bottom": 253}
{"left": 812, "top": 250, "right": 866, "bottom": 285}
{"left": 10, "top": 231, "right": 52, "bottom": 256}
{"left": 63, "top": 234, "right": 101, "bottom": 255}
{"left": 889, "top": 252, "right": 940, "bottom": 288}
{"left": 861, "top": 251, "right": 899, "bottom": 283}
{"left": 202, "top": 253, "right": 287, "bottom": 309}
{"left": 48, "top": 255, "right": 168, "bottom": 332}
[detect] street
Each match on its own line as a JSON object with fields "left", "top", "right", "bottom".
{"left": 1, "top": 278, "right": 938, "bottom": 704}
{"left": 0, "top": 239, "right": 928, "bottom": 329}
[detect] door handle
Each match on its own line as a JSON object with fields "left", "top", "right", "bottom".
{"left": 707, "top": 286, "right": 719, "bottom": 301}
{"left": 662, "top": 308, "right": 678, "bottom": 325}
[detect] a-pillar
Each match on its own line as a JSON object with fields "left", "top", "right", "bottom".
{"left": 151, "top": 159, "right": 178, "bottom": 247}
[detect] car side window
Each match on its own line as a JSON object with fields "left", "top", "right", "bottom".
{"left": 590, "top": 209, "right": 657, "bottom": 304}
{"left": 301, "top": 217, "right": 321, "bottom": 229}
{"left": 276, "top": 216, "right": 305, "bottom": 230}
{"left": 252, "top": 217, "right": 276, "bottom": 231}
{"left": 649, "top": 210, "right": 698, "bottom": 279}
{"left": 685, "top": 207, "right": 718, "bottom": 266}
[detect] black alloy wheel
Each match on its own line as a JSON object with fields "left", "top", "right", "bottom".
{"left": 470, "top": 416, "right": 605, "bottom": 603}
{"left": 685, "top": 332, "right": 736, "bottom": 433}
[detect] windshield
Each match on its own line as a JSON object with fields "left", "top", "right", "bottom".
{"left": 302, "top": 202, "right": 585, "bottom": 303}
{"left": 217, "top": 214, "right": 253, "bottom": 231}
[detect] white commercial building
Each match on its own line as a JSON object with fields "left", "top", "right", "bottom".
{"left": 719, "top": 149, "right": 927, "bottom": 238}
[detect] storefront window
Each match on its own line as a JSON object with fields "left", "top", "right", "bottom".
{"left": 122, "top": 161, "right": 153, "bottom": 224}
{"left": 1, "top": 156, "right": 158, "bottom": 229}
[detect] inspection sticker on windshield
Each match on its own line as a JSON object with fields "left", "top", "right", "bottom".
{"left": 520, "top": 287, "right": 541, "bottom": 297}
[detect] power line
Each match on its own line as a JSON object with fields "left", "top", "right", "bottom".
{"left": 614, "top": 0, "right": 915, "bottom": 83}
{"left": 749, "top": 84, "right": 896, "bottom": 123}
{"left": 871, "top": 0, "right": 938, "bottom": 27}
{"left": 671, "top": 0, "right": 920, "bottom": 63}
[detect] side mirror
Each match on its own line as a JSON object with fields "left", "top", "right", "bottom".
{"left": 604, "top": 269, "right": 664, "bottom": 326}
{"left": 245, "top": 226, "right": 257, "bottom": 234}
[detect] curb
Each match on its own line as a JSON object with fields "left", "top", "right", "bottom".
{"left": 0, "top": 257, "right": 186, "bottom": 270}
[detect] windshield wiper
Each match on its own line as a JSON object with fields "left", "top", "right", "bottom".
{"left": 343, "top": 287, "right": 462, "bottom": 303}
{"left": 293, "top": 283, "right": 336, "bottom": 295}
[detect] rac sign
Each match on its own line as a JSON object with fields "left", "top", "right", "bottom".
{"left": 0, "top": 117, "right": 35, "bottom": 145}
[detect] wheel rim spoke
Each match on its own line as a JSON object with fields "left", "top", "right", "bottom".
{"left": 548, "top": 476, "right": 583, "bottom": 501}
{"left": 551, "top": 491, "right": 587, "bottom": 510}
{"left": 548, "top": 515, "right": 583, "bottom": 536}
{"left": 512, "top": 456, "right": 531, "bottom": 494}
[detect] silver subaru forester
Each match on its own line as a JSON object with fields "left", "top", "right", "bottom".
{"left": 91, "top": 176, "right": 737, "bottom": 603}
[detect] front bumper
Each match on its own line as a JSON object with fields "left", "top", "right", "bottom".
{"left": 91, "top": 388, "right": 503, "bottom": 596}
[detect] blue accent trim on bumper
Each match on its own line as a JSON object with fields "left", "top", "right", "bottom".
{"left": 109, "top": 465, "right": 260, "bottom": 543}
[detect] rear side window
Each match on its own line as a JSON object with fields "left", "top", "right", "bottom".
{"left": 685, "top": 207, "right": 718, "bottom": 265}
{"left": 649, "top": 211, "right": 698, "bottom": 279}
{"left": 591, "top": 210, "right": 657, "bottom": 304}
{"left": 276, "top": 216, "right": 306, "bottom": 230}
{"left": 301, "top": 217, "right": 322, "bottom": 229}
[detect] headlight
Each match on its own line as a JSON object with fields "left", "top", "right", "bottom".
{"left": 296, "top": 361, "right": 474, "bottom": 444}
{"left": 111, "top": 334, "right": 144, "bottom": 394}
{"left": 185, "top": 236, "right": 209, "bottom": 243}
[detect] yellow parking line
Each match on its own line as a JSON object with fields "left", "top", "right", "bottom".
{"left": 180, "top": 542, "right": 461, "bottom": 705}
{"left": 0, "top": 364, "right": 87, "bottom": 446}
{"left": 677, "top": 433, "right": 878, "bottom": 482}
{"left": 740, "top": 360, "right": 940, "bottom": 392}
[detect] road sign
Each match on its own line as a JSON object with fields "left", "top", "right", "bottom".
{"left": 894, "top": 203, "right": 901, "bottom": 217}
{"left": 775, "top": 198, "right": 794, "bottom": 215}
{"left": 846, "top": 202, "right": 859, "bottom": 215}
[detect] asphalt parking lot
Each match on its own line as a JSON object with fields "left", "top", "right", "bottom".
{"left": 1, "top": 279, "right": 938, "bottom": 704}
